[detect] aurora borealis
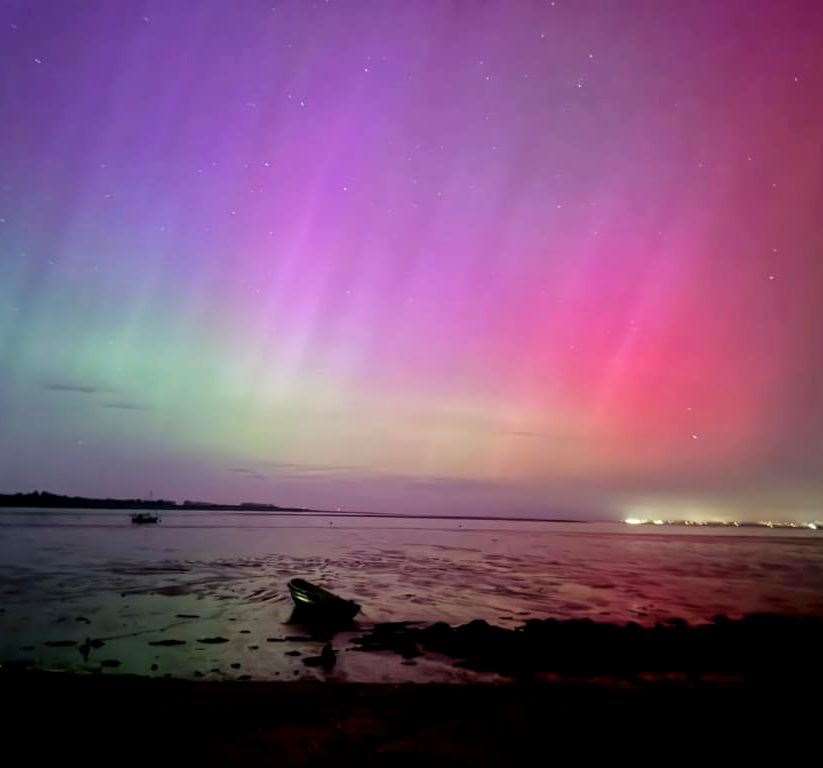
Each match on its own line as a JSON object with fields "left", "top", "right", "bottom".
{"left": 1, "top": 1, "right": 821, "bottom": 519}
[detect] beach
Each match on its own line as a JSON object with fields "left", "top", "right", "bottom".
{"left": 4, "top": 671, "right": 815, "bottom": 765}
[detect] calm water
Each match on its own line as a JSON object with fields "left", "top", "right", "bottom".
{"left": 1, "top": 508, "right": 822, "bottom": 682}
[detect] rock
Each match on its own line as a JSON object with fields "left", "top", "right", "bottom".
{"left": 418, "top": 622, "right": 453, "bottom": 648}
{"left": 302, "top": 643, "right": 337, "bottom": 671}
{"left": 285, "top": 650, "right": 301, "bottom": 657}
{"left": 78, "top": 637, "right": 105, "bottom": 661}
{"left": 230, "top": 663, "right": 241, "bottom": 669}
{"left": 148, "top": 639, "right": 186, "bottom": 647}
{"left": 239, "top": 630, "right": 251, "bottom": 634}
{"left": 266, "top": 637, "right": 286, "bottom": 643}
{"left": 196, "top": 636, "right": 229, "bottom": 644}
{"left": 44, "top": 640, "right": 78, "bottom": 647}
{"left": 248, "top": 645, "right": 259, "bottom": 650}
{"left": 176, "top": 614, "right": 200, "bottom": 619}
{"left": 75, "top": 616, "right": 91, "bottom": 624}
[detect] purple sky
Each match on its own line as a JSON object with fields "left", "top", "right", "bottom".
{"left": 1, "top": 1, "right": 822, "bottom": 520}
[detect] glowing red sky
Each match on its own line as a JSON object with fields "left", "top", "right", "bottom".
{"left": 1, "top": 1, "right": 821, "bottom": 519}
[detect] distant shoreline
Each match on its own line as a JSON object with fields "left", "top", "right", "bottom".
{"left": 0, "top": 491, "right": 587, "bottom": 524}
{"left": 2, "top": 492, "right": 818, "bottom": 529}
{"left": 0, "top": 490, "right": 314, "bottom": 514}
{"left": 0, "top": 490, "right": 598, "bottom": 523}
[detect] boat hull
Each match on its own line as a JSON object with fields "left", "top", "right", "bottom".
{"left": 287, "top": 578, "right": 361, "bottom": 622}
{"left": 131, "top": 514, "right": 160, "bottom": 524}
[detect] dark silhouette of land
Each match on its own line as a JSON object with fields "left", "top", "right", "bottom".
{"left": 0, "top": 490, "right": 313, "bottom": 513}
{"left": 4, "top": 491, "right": 816, "bottom": 528}
{"left": 0, "top": 490, "right": 587, "bottom": 522}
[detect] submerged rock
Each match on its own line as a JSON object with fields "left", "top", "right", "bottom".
{"left": 302, "top": 643, "right": 337, "bottom": 671}
{"left": 78, "top": 637, "right": 105, "bottom": 661}
{"left": 196, "top": 636, "right": 229, "bottom": 644}
{"left": 148, "top": 639, "right": 186, "bottom": 647}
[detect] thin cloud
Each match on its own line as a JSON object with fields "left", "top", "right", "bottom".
{"left": 103, "top": 401, "right": 149, "bottom": 411}
{"left": 43, "top": 382, "right": 99, "bottom": 395}
{"left": 227, "top": 468, "right": 268, "bottom": 480}
{"left": 264, "top": 462, "right": 361, "bottom": 474}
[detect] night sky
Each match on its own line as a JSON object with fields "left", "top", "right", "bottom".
{"left": 1, "top": 1, "right": 821, "bottom": 520}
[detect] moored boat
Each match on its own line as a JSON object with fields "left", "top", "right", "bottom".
{"left": 287, "top": 578, "right": 361, "bottom": 622}
{"left": 131, "top": 512, "right": 160, "bottom": 524}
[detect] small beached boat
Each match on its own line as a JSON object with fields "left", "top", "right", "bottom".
{"left": 287, "top": 578, "right": 361, "bottom": 622}
{"left": 131, "top": 512, "right": 160, "bottom": 524}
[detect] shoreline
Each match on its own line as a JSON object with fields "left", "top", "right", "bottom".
{"left": 3, "top": 496, "right": 820, "bottom": 529}
{"left": 3, "top": 669, "right": 812, "bottom": 764}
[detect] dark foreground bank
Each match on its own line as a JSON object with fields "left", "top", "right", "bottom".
{"left": 3, "top": 670, "right": 816, "bottom": 766}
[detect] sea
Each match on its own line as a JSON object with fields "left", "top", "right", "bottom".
{"left": 1, "top": 508, "right": 822, "bottom": 682}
